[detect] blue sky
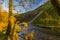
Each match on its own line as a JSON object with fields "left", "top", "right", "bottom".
{"left": 2, "top": 0, "right": 47, "bottom": 13}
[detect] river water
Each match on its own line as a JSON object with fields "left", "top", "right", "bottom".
{"left": 18, "top": 24, "right": 60, "bottom": 40}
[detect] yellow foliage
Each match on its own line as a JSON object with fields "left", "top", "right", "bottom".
{"left": 0, "top": 1, "right": 21, "bottom": 40}
{"left": 13, "top": 33, "right": 19, "bottom": 40}
{"left": 58, "top": 0, "right": 60, "bottom": 4}
{"left": 12, "top": 24, "right": 21, "bottom": 40}
{"left": 0, "top": 22, "right": 4, "bottom": 32}
{"left": 0, "top": 10, "right": 21, "bottom": 40}
{"left": 8, "top": 23, "right": 21, "bottom": 40}
{"left": 8, "top": 36, "right": 11, "bottom": 40}
{"left": 0, "top": 11, "right": 8, "bottom": 32}
{"left": 57, "top": 18, "right": 60, "bottom": 26}
{"left": 9, "top": 16, "right": 16, "bottom": 29}
{"left": 7, "top": 32, "right": 19, "bottom": 40}
{"left": 14, "top": 23, "right": 21, "bottom": 33}
{"left": 22, "top": 30, "right": 34, "bottom": 40}
{"left": 21, "top": 22, "right": 28, "bottom": 27}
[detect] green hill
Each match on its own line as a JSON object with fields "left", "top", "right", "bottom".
{"left": 16, "top": 0, "right": 60, "bottom": 28}
{"left": 16, "top": 0, "right": 52, "bottom": 22}
{"left": 15, "top": 0, "right": 60, "bottom": 37}
{"left": 33, "top": 1, "right": 60, "bottom": 28}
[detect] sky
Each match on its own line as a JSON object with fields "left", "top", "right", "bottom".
{"left": 2, "top": 0, "right": 47, "bottom": 14}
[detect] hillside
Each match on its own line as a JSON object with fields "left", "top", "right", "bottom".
{"left": 16, "top": 0, "right": 52, "bottom": 22}
{"left": 33, "top": 1, "right": 60, "bottom": 28}
{"left": 16, "top": 0, "right": 60, "bottom": 28}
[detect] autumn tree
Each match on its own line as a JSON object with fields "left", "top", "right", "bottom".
{"left": 0, "top": 0, "right": 36, "bottom": 40}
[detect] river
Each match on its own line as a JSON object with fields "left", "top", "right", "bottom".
{"left": 18, "top": 24, "right": 60, "bottom": 40}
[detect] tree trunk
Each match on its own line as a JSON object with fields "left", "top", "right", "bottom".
{"left": 9, "top": 0, "right": 12, "bottom": 16}
{"left": 6, "top": 0, "right": 13, "bottom": 40}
